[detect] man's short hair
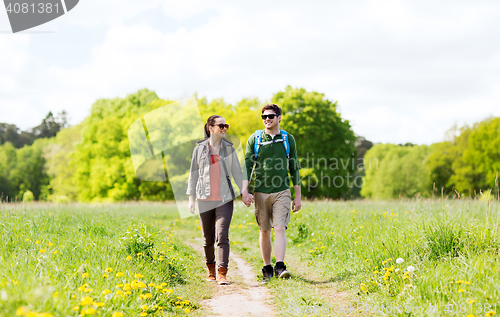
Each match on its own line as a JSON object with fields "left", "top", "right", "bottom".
{"left": 261, "top": 104, "right": 282, "bottom": 116}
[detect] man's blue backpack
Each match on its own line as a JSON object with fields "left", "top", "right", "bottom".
{"left": 253, "top": 130, "right": 290, "bottom": 160}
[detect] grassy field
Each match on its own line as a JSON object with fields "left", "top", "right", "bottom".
{"left": 2, "top": 200, "right": 500, "bottom": 316}
{"left": 178, "top": 199, "right": 500, "bottom": 317}
{"left": 0, "top": 202, "right": 213, "bottom": 317}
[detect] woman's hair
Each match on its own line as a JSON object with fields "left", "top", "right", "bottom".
{"left": 204, "top": 115, "right": 223, "bottom": 138}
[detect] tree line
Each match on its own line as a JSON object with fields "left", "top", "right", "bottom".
{"left": 361, "top": 117, "right": 500, "bottom": 200}
{"left": 0, "top": 87, "right": 359, "bottom": 202}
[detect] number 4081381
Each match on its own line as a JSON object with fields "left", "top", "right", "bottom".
{"left": 6, "top": 2, "right": 60, "bottom": 14}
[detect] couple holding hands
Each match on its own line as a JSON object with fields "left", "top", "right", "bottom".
{"left": 187, "top": 104, "right": 301, "bottom": 285}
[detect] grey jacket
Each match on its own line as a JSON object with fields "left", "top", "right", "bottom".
{"left": 186, "top": 137, "right": 243, "bottom": 202}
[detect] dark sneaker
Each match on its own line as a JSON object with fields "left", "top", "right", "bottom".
{"left": 274, "top": 263, "right": 291, "bottom": 279}
{"left": 262, "top": 265, "right": 273, "bottom": 283}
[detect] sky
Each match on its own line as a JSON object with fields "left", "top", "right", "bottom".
{"left": 1, "top": 0, "right": 499, "bottom": 145}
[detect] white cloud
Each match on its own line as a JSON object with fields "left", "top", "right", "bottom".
{"left": 1, "top": 0, "right": 500, "bottom": 144}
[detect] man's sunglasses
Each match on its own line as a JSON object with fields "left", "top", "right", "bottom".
{"left": 212, "top": 123, "right": 229, "bottom": 130}
{"left": 261, "top": 114, "right": 278, "bottom": 120}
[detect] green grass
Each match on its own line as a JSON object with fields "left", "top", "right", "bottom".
{"left": 0, "top": 202, "right": 212, "bottom": 317}
{"left": 3, "top": 200, "right": 500, "bottom": 317}
{"left": 180, "top": 199, "right": 500, "bottom": 316}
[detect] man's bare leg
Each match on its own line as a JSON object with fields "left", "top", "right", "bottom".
{"left": 260, "top": 229, "right": 272, "bottom": 265}
{"left": 274, "top": 224, "right": 286, "bottom": 262}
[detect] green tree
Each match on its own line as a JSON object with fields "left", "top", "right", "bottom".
{"left": 452, "top": 117, "right": 500, "bottom": 195}
{"left": 9, "top": 138, "right": 51, "bottom": 200}
{"left": 73, "top": 89, "right": 174, "bottom": 202}
{"left": 272, "top": 86, "right": 357, "bottom": 198}
{"left": 0, "top": 142, "right": 17, "bottom": 200}
{"left": 361, "top": 144, "right": 431, "bottom": 199}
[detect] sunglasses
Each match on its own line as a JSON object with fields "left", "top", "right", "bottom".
{"left": 261, "top": 114, "right": 278, "bottom": 120}
{"left": 212, "top": 123, "right": 229, "bottom": 130}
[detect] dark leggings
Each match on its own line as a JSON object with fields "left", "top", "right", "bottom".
{"left": 198, "top": 200, "right": 234, "bottom": 268}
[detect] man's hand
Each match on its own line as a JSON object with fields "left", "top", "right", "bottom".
{"left": 292, "top": 196, "right": 301, "bottom": 212}
{"left": 242, "top": 192, "right": 254, "bottom": 207}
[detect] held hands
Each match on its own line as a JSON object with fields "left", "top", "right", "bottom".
{"left": 242, "top": 192, "right": 254, "bottom": 207}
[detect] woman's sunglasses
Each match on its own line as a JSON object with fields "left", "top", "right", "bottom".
{"left": 212, "top": 123, "right": 229, "bottom": 130}
{"left": 261, "top": 114, "right": 278, "bottom": 120}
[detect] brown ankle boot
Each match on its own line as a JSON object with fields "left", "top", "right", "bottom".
{"left": 217, "top": 267, "right": 229, "bottom": 285}
{"left": 206, "top": 263, "right": 216, "bottom": 281}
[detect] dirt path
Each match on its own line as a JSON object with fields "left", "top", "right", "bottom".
{"left": 186, "top": 239, "right": 275, "bottom": 317}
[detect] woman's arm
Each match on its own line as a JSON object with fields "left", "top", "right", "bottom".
{"left": 229, "top": 146, "right": 243, "bottom": 192}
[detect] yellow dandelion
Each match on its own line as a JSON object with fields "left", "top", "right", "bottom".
{"left": 140, "top": 305, "right": 148, "bottom": 310}
{"left": 82, "top": 273, "right": 89, "bottom": 278}
{"left": 36, "top": 240, "right": 40, "bottom": 244}
{"left": 126, "top": 256, "right": 132, "bottom": 261}
{"left": 102, "top": 274, "right": 108, "bottom": 278}
{"left": 134, "top": 273, "right": 143, "bottom": 278}
{"left": 486, "top": 311, "right": 495, "bottom": 316}
{"left": 48, "top": 243, "right": 53, "bottom": 247}
{"left": 39, "top": 249, "right": 47, "bottom": 253}
{"left": 53, "top": 291, "right": 58, "bottom": 298}
{"left": 185, "top": 308, "right": 190, "bottom": 313}
{"left": 465, "top": 314, "right": 474, "bottom": 317}
{"left": 102, "top": 289, "right": 111, "bottom": 295}
{"left": 468, "top": 299, "right": 475, "bottom": 304}
{"left": 80, "top": 296, "right": 94, "bottom": 306}
{"left": 139, "top": 313, "right": 147, "bottom": 317}
{"left": 25, "top": 239, "right": 30, "bottom": 242}
{"left": 116, "top": 272, "right": 123, "bottom": 277}
{"left": 105, "top": 267, "right": 113, "bottom": 273}
{"left": 458, "top": 289, "right": 465, "bottom": 293}
{"left": 16, "top": 307, "right": 28, "bottom": 316}
{"left": 53, "top": 251, "right": 58, "bottom": 255}
{"left": 111, "top": 312, "right": 124, "bottom": 317}
{"left": 94, "top": 302, "right": 104, "bottom": 307}
{"left": 73, "top": 306, "right": 80, "bottom": 311}
{"left": 81, "top": 307, "right": 96, "bottom": 315}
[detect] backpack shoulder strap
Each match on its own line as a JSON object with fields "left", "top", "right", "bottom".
{"left": 280, "top": 130, "right": 290, "bottom": 158}
{"left": 254, "top": 130, "right": 263, "bottom": 159}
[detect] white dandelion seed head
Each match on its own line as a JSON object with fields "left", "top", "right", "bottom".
{"left": 104, "top": 293, "right": 113, "bottom": 300}
{"left": 396, "top": 258, "right": 404, "bottom": 264}
{"left": 406, "top": 266, "right": 415, "bottom": 272}
{"left": 395, "top": 268, "right": 400, "bottom": 272}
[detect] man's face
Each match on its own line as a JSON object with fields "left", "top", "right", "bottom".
{"left": 262, "top": 110, "right": 280, "bottom": 130}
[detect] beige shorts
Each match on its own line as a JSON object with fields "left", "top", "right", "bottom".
{"left": 254, "top": 189, "right": 292, "bottom": 231}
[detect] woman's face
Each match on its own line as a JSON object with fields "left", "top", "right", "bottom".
{"left": 209, "top": 117, "right": 227, "bottom": 138}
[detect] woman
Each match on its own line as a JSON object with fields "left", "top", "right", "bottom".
{"left": 186, "top": 115, "right": 243, "bottom": 285}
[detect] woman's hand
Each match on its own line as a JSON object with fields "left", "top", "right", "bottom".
{"left": 188, "top": 195, "right": 195, "bottom": 214}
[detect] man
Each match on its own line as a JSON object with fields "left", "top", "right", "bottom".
{"left": 242, "top": 104, "right": 301, "bottom": 282}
